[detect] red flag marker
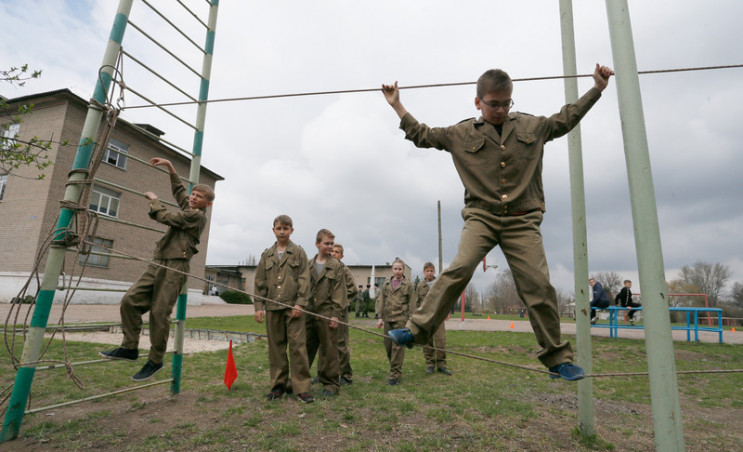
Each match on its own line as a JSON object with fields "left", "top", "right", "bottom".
{"left": 224, "top": 340, "right": 238, "bottom": 390}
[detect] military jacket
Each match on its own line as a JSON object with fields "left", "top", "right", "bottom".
{"left": 400, "top": 88, "right": 602, "bottom": 215}
{"left": 414, "top": 278, "right": 435, "bottom": 310}
{"left": 254, "top": 241, "right": 310, "bottom": 311}
{"left": 149, "top": 172, "right": 207, "bottom": 260}
{"left": 377, "top": 277, "right": 415, "bottom": 322}
{"left": 339, "top": 262, "right": 358, "bottom": 310}
{"left": 307, "top": 256, "right": 346, "bottom": 319}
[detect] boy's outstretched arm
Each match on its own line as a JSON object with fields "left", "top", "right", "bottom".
{"left": 150, "top": 157, "right": 176, "bottom": 174}
{"left": 381, "top": 81, "right": 409, "bottom": 119}
{"left": 592, "top": 64, "right": 614, "bottom": 92}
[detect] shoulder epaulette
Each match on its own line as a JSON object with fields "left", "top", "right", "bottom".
{"left": 457, "top": 117, "right": 476, "bottom": 124}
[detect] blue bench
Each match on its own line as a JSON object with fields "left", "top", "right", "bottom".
{"left": 590, "top": 306, "right": 724, "bottom": 343}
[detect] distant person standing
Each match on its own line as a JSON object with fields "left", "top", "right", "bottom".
{"left": 415, "top": 262, "right": 451, "bottom": 376}
{"left": 376, "top": 259, "right": 415, "bottom": 385}
{"left": 354, "top": 285, "right": 364, "bottom": 318}
{"left": 589, "top": 278, "right": 611, "bottom": 324}
{"left": 615, "top": 280, "right": 641, "bottom": 325}
{"left": 331, "top": 243, "right": 358, "bottom": 386}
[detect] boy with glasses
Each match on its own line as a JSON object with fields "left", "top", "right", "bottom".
{"left": 381, "top": 64, "right": 614, "bottom": 381}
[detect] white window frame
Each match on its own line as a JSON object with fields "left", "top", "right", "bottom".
{"left": 1, "top": 122, "right": 20, "bottom": 150}
{"left": 0, "top": 174, "right": 7, "bottom": 201}
{"left": 103, "top": 138, "right": 129, "bottom": 170}
{"left": 89, "top": 185, "right": 121, "bottom": 218}
{"left": 80, "top": 236, "right": 113, "bottom": 268}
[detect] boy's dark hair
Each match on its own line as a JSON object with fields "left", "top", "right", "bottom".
{"left": 477, "top": 69, "right": 513, "bottom": 98}
{"left": 192, "top": 184, "right": 215, "bottom": 202}
{"left": 423, "top": 262, "right": 435, "bottom": 270}
{"left": 273, "top": 214, "right": 293, "bottom": 228}
{"left": 624, "top": 280, "right": 632, "bottom": 284}
{"left": 316, "top": 228, "right": 335, "bottom": 243}
{"left": 333, "top": 243, "right": 344, "bottom": 254}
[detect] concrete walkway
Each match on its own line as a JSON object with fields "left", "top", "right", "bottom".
{"left": 2, "top": 302, "right": 741, "bottom": 345}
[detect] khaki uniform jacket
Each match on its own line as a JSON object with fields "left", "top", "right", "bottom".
{"left": 415, "top": 278, "right": 435, "bottom": 310}
{"left": 307, "top": 256, "right": 346, "bottom": 319}
{"left": 254, "top": 241, "right": 310, "bottom": 311}
{"left": 339, "top": 263, "right": 358, "bottom": 311}
{"left": 400, "top": 88, "right": 602, "bottom": 215}
{"left": 377, "top": 277, "right": 415, "bottom": 322}
{"left": 149, "top": 172, "right": 207, "bottom": 260}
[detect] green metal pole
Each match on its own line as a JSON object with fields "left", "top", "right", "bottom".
{"left": 171, "top": 0, "right": 220, "bottom": 396}
{"left": 0, "top": 0, "right": 134, "bottom": 442}
{"left": 604, "top": 1, "right": 685, "bottom": 450}
{"left": 558, "top": 0, "right": 594, "bottom": 436}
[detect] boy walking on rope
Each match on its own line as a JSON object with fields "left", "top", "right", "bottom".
{"left": 382, "top": 64, "right": 614, "bottom": 381}
{"left": 306, "top": 229, "right": 347, "bottom": 397}
{"left": 254, "top": 215, "right": 314, "bottom": 403}
{"left": 100, "top": 158, "right": 214, "bottom": 382}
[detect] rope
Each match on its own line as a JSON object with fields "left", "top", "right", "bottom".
{"left": 93, "top": 242, "right": 743, "bottom": 379}
{"left": 120, "top": 63, "right": 743, "bottom": 111}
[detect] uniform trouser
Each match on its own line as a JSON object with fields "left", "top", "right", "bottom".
{"left": 383, "top": 319, "right": 407, "bottom": 379}
{"left": 120, "top": 259, "right": 188, "bottom": 364}
{"left": 625, "top": 302, "right": 642, "bottom": 319}
{"left": 590, "top": 300, "right": 610, "bottom": 319}
{"left": 306, "top": 314, "right": 340, "bottom": 394}
{"left": 407, "top": 208, "right": 573, "bottom": 368}
{"left": 316, "top": 309, "right": 353, "bottom": 381}
{"left": 422, "top": 322, "right": 447, "bottom": 368}
{"left": 265, "top": 309, "right": 311, "bottom": 394}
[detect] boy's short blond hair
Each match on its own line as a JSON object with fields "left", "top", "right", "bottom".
{"left": 192, "top": 184, "right": 215, "bottom": 202}
{"left": 423, "top": 262, "right": 435, "bottom": 270}
{"left": 273, "top": 214, "right": 293, "bottom": 228}
{"left": 316, "top": 228, "right": 335, "bottom": 243}
{"left": 333, "top": 243, "right": 344, "bottom": 254}
{"left": 476, "top": 69, "right": 513, "bottom": 98}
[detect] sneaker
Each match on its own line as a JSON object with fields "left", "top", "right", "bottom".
{"left": 425, "top": 366, "right": 435, "bottom": 375}
{"left": 266, "top": 388, "right": 285, "bottom": 401}
{"left": 339, "top": 376, "right": 352, "bottom": 386}
{"left": 387, "top": 378, "right": 401, "bottom": 386}
{"left": 388, "top": 329, "right": 415, "bottom": 349}
{"left": 320, "top": 389, "right": 337, "bottom": 398}
{"left": 99, "top": 347, "right": 138, "bottom": 361}
{"left": 296, "top": 392, "right": 314, "bottom": 403}
{"left": 437, "top": 367, "right": 452, "bottom": 375}
{"left": 131, "top": 360, "right": 163, "bottom": 382}
{"left": 548, "top": 363, "right": 586, "bottom": 381}
{"left": 629, "top": 320, "right": 635, "bottom": 326}
{"left": 590, "top": 317, "right": 598, "bottom": 325}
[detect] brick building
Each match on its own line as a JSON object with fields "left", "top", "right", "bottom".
{"left": 0, "top": 89, "right": 222, "bottom": 304}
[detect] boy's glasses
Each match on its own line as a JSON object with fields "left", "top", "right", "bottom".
{"left": 479, "top": 98, "right": 514, "bottom": 110}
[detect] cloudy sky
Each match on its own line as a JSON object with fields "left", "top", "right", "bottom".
{"left": 2, "top": 0, "right": 742, "bottom": 297}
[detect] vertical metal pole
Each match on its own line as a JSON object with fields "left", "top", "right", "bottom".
{"left": 559, "top": 0, "right": 594, "bottom": 436}
{"left": 437, "top": 200, "right": 443, "bottom": 275}
{"left": 604, "top": 1, "right": 685, "bottom": 450}
{"left": 0, "top": 1, "right": 134, "bottom": 442}
{"left": 172, "top": 0, "right": 220, "bottom": 396}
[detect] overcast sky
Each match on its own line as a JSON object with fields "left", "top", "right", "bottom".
{"left": 2, "top": 0, "right": 742, "bottom": 297}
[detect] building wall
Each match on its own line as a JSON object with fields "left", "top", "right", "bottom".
{"left": 0, "top": 91, "right": 221, "bottom": 303}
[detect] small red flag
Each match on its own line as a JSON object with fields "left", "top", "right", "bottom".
{"left": 224, "top": 340, "right": 238, "bottom": 390}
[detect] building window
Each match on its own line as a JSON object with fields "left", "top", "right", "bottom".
{"left": 103, "top": 138, "right": 129, "bottom": 170}
{"left": 0, "top": 174, "right": 7, "bottom": 201}
{"left": 89, "top": 185, "right": 121, "bottom": 217}
{"left": 1, "top": 123, "right": 20, "bottom": 150}
{"left": 80, "top": 237, "right": 113, "bottom": 267}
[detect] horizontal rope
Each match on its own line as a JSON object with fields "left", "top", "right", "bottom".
{"left": 121, "top": 63, "right": 743, "bottom": 111}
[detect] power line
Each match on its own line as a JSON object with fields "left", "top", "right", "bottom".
{"left": 120, "top": 63, "right": 743, "bottom": 111}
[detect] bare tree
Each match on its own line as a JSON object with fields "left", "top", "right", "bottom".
{"left": 729, "top": 281, "right": 743, "bottom": 309}
{"left": 677, "top": 261, "right": 731, "bottom": 307}
{"left": 483, "top": 269, "right": 522, "bottom": 314}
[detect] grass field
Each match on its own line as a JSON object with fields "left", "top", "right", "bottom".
{"left": 2, "top": 315, "right": 743, "bottom": 451}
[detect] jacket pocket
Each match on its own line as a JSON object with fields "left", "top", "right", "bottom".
{"left": 515, "top": 132, "right": 539, "bottom": 160}
{"left": 463, "top": 138, "right": 485, "bottom": 154}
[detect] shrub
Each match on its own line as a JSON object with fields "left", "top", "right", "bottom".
{"left": 219, "top": 290, "right": 252, "bottom": 305}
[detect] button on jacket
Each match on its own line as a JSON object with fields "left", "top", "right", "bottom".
{"left": 254, "top": 241, "right": 310, "bottom": 311}
{"left": 307, "top": 256, "right": 346, "bottom": 319}
{"left": 400, "top": 88, "right": 602, "bottom": 215}
{"left": 148, "top": 172, "right": 207, "bottom": 260}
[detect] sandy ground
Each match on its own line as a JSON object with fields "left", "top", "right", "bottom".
{"left": 3, "top": 302, "right": 741, "bottom": 349}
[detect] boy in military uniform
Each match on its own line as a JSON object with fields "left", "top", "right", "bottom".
{"left": 254, "top": 215, "right": 314, "bottom": 403}
{"left": 100, "top": 158, "right": 214, "bottom": 382}
{"left": 306, "top": 229, "right": 346, "bottom": 397}
{"left": 376, "top": 258, "right": 414, "bottom": 385}
{"left": 415, "top": 262, "right": 451, "bottom": 375}
{"left": 382, "top": 64, "right": 614, "bottom": 381}
{"left": 331, "top": 243, "right": 357, "bottom": 386}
